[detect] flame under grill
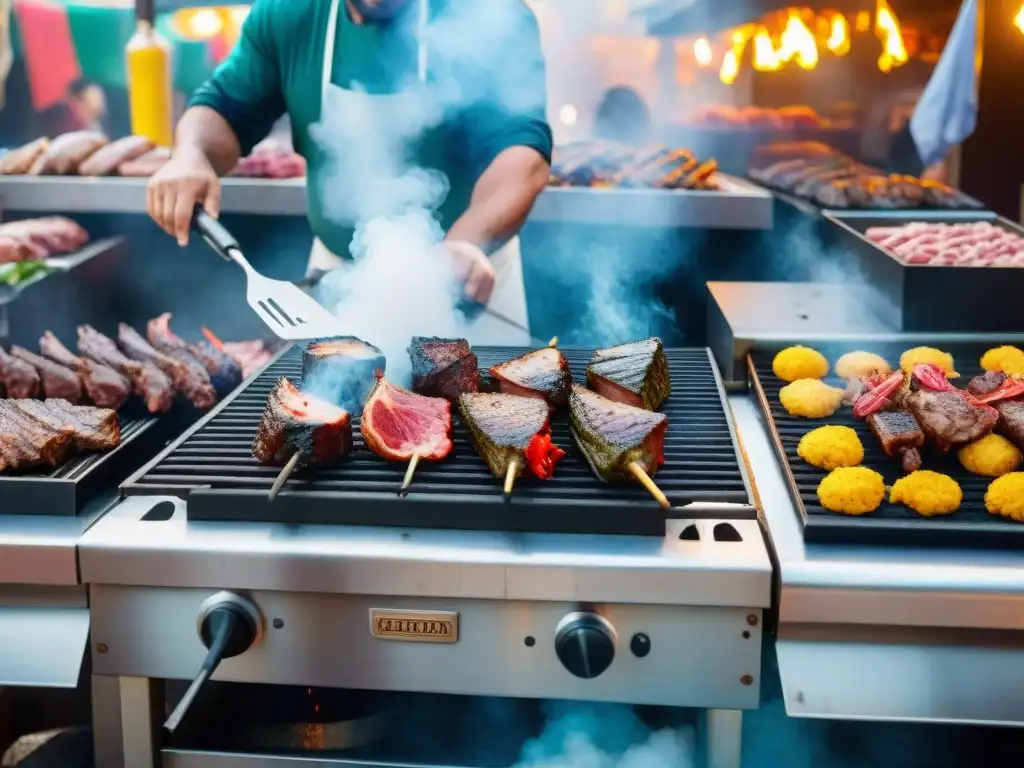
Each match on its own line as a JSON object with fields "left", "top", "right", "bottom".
{"left": 124, "top": 346, "right": 751, "bottom": 536}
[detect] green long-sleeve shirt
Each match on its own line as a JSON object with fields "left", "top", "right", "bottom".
{"left": 189, "top": 0, "right": 553, "bottom": 258}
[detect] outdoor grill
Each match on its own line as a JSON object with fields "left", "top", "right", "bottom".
{"left": 81, "top": 344, "right": 772, "bottom": 768}
{"left": 124, "top": 345, "right": 753, "bottom": 535}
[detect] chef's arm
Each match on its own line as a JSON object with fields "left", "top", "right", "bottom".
{"left": 179, "top": 0, "right": 286, "bottom": 171}
{"left": 445, "top": 145, "right": 550, "bottom": 251}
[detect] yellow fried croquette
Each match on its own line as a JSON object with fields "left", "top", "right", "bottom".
{"left": 980, "top": 346, "right": 1024, "bottom": 376}
{"left": 958, "top": 434, "right": 1022, "bottom": 477}
{"left": 899, "top": 347, "right": 958, "bottom": 378}
{"left": 798, "top": 426, "right": 864, "bottom": 470}
{"left": 834, "top": 351, "right": 892, "bottom": 381}
{"left": 817, "top": 467, "right": 885, "bottom": 515}
{"left": 779, "top": 379, "right": 844, "bottom": 419}
{"left": 772, "top": 346, "right": 829, "bottom": 382}
{"left": 889, "top": 470, "right": 962, "bottom": 517}
{"left": 985, "top": 473, "right": 1024, "bottom": 522}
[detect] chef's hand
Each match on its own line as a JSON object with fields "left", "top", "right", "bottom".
{"left": 445, "top": 240, "right": 495, "bottom": 305}
{"left": 147, "top": 148, "right": 221, "bottom": 247}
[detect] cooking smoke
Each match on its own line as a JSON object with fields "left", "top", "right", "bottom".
{"left": 310, "top": 0, "right": 549, "bottom": 394}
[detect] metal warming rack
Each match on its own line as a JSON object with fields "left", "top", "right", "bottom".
{"left": 81, "top": 344, "right": 772, "bottom": 768}
{"left": 707, "top": 280, "right": 1024, "bottom": 729}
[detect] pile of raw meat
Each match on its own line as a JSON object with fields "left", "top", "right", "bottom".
{"left": 865, "top": 221, "right": 1024, "bottom": 267}
{"left": 0, "top": 132, "right": 305, "bottom": 179}
{"left": 0, "top": 217, "right": 88, "bottom": 263}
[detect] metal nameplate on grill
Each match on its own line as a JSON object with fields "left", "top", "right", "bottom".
{"left": 368, "top": 609, "right": 459, "bottom": 643}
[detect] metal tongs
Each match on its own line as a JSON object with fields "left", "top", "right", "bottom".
{"left": 192, "top": 208, "right": 346, "bottom": 340}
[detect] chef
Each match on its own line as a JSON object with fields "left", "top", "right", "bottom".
{"left": 147, "top": 0, "right": 552, "bottom": 339}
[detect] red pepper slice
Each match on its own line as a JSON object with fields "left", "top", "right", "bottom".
{"left": 202, "top": 326, "right": 226, "bottom": 350}
{"left": 524, "top": 430, "right": 566, "bottom": 480}
{"left": 912, "top": 363, "right": 953, "bottom": 392}
{"left": 853, "top": 371, "right": 904, "bottom": 418}
{"left": 975, "top": 378, "right": 1024, "bottom": 404}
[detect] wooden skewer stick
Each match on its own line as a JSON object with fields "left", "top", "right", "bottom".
{"left": 547, "top": 336, "right": 559, "bottom": 348}
{"left": 503, "top": 459, "right": 520, "bottom": 497}
{"left": 627, "top": 461, "right": 670, "bottom": 509}
{"left": 269, "top": 452, "right": 302, "bottom": 502}
{"left": 398, "top": 454, "right": 421, "bottom": 497}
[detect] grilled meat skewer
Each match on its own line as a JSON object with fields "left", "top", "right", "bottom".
{"left": 302, "top": 337, "right": 386, "bottom": 414}
{"left": 148, "top": 313, "right": 242, "bottom": 397}
{"left": 40, "top": 331, "right": 130, "bottom": 409}
{"left": 489, "top": 346, "right": 572, "bottom": 408}
{"left": 410, "top": 337, "right": 481, "bottom": 401}
{"left": 10, "top": 346, "right": 83, "bottom": 404}
{"left": 0, "top": 347, "right": 41, "bottom": 399}
{"left": 587, "top": 338, "right": 671, "bottom": 411}
{"left": 361, "top": 374, "right": 452, "bottom": 463}
{"left": 458, "top": 393, "right": 565, "bottom": 483}
{"left": 253, "top": 377, "right": 353, "bottom": 468}
{"left": 0, "top": 400, "right": 75, "bottom": 469}
{"left": 118, "top": 323, "right": 216, "bottom": 409}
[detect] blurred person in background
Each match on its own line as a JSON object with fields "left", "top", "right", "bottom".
{"left": 37, "top": 77, "right": 108, "bottom": 136}
{"left": 147, "top": 0, "right": 552, "bottom": 342}
{"left": 593, "top": 86, "right": 650, "bottom": 146}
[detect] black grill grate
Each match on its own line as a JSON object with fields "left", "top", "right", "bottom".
{"left": 752, "top": 343, "right": 1024, "bottom": 547}
{"left": 124, "top": 346, "right": 751, "bottom": 535}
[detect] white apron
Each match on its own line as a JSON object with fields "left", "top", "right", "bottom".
{"left": 307, "top": 0, "right": 531, "bottom": 346}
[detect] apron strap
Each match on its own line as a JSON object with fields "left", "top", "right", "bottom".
{"left": 322, "top": 0, "right": 342, "bottom": 104}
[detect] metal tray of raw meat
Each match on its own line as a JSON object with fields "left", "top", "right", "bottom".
{"left": 750, "top": 343, "right": 1024, "bottom": 548}
{"left": 122, "top": 345, "right": 755, "bottom": 536}
{"left": 824, "top": 210, "right": 1024, "bottom": 333}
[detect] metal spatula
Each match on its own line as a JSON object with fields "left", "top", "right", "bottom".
{"left": 193, "top": 209, "right": 345, "bottom": 341}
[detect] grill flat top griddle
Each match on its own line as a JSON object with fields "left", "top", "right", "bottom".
{"left": 750, "top": 343, "right": 1024, "bottom": 548}
{"left": 123, "top": 346, "right": 752, "bottom": 536}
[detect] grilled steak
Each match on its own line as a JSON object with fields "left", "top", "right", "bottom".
{"left": 13, "top": 399, "right": 119, "bottom": 451}
{"left": 301, "top": 337, "right": 386, "bottom": 414}
{"left": 252, "top": 378, "right": 352, "bottom": 467}
{"left": 0, "top": 347, "right": 41, "bottom": 399}
{"left": 867, "top": 410, "right": 925, "bottom": 473}
{"left": 569, "top": 384, "right": 667, "bottom": 483}
{"left": 458, "top": 393, "right": 565, "bottom": 480}
{"left": 586, "top": 338, "right": 671, "bottom": 411}
{"left": 361, "top": 373, "right": 452, "bottom": 461}
{"left": 410, "top": 337, "right": 481, "bottom": 400}
{"left": 489, "top": 347, "right": 572, "bottom": 408}
{"left": 148, "top": 313, "right": 243, "bottom": 397}
{"left": 79, "top": 325, "right": 174, "bottom": 413}
{"left": 119, "top": 323, "right": 216, "bottom": 409}
{"left": 0, "top": 400, "right": 76, "bottom": 469}
{"left": 995, "top": 399, "right": 1024, "bottom": 449}
{"left": 11, "top": 346, "right": 83, "bottom": 403}
{"left": 906, "top": 388, "right": 999, "bottom": 454}
{"left": 40, "top": 331, "right": 130, "bottom": 409}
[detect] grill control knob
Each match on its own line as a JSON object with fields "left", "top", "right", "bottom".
{"left": 555, "top": 612, "right": 616, "bottom": 679}
{"left": 164, "top": 592, "right": 263, "bottom": 734}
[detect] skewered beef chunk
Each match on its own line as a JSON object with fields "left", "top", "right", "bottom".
{"left": 586, "top": 338, "right": 671, "bottom": 411}
{"left": 361, "top": 373, "right": 453, "bottom": 461}
{"left": 0, "top": 138, "right": 50, "bottom": 175}
{"left": 489, "top": 347, "right": 572, "bottom": 408}
{"left": 10, "top": 346, "right": 83, "bottom": 403}
{"left": 118, "top": 323, "right": 216, "bottom": 409}
{"left": 253, "top": 378, "right": 352, "bottom": 467}
{"left": 29, "top": 131, "right": 108, "bottom": 175}
{"left": 569, "top": 384, "right": 667, "bottom": 483}
{"left": 40, "top": 331, "right": 130, "bottom": 409}
{"left": 410, "top": 337, "right": 481, "bottom": 400}
{"left": 0, "top": 347, "right": 41, "bottom": 399}
{"left": 13, "top": 399, "right": 119, "bottom": 451}
{"left": 906, "top": 371, "right": 999, "bottom": 454}
{"left": 148, "top": 313, "right": 243, "bottom": 397}
{"left": 78, "top": 136, "right": 154, "bottom": 177}
{"left": 867, "top": 410, "right": 925, "bottom": 473}
{"left": 458, "top": 393, "right": 564, "bottom": 480}
{"left": 0, "top": 400, "right": 76, "bottom": 468}
{"left": 301, "top": 337, "right": 386, "bottom": 414}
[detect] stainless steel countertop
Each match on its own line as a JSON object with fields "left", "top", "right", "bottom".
{"left": 730, "top": 394, "right": 1024, "bottom": 631}
{"left": 79, "top": 495, "right": 772, "bottom": 609}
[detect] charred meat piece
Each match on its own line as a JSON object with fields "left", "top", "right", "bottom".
{"left": 489, "top": 347, "right": 572, "bottom": 408}
{"left": 968, "top": 371, "right": 1007, "bottom": 398}
{"left": 0, "top": 400, "right": 76, "bottom": 469}
{"left": 40, "top": 331, "right": 130, "bottom": 409}
{"left": 13, "top": 399, "right": 119, "bottom": 452}
{"left": 253, "top": 378, "right": 352, "bottom": 467}
{"left": 995, "top": 399, "right": 1024, "bottom": 449}
{"left": 10, "top": 346, "right": 83, "bottom": 403}
{"left": 147, "top": 313, "right": 243, "bottom": 397}
{"left": 906, "top": 367, "right": 999, "bottom": 454}
{"left": 410, "top": 337, "right": 481, "bottom": 401}
{"left": 0, "top": 347, "right": 41, "bottom": 399}
{"left": 867, "top": 410, "right": 925, "bottom": 473}
{"left": 78, "top": 325, "right": 174, "bottom": 413}
{"left": 361, "top": 373, "right": 453, "bottom": 461}
{"left": 134, "top": 363, "right": 175, "bottom": 414}
{"left": 586, "top": 338, "right": 671, "bottom": 411}
{"left": 301, "top": 337, "right": 386, "bottom": 414}
{"left": 118, "top": 323, "right": 216, "bottom": 409}
{"left": 458, "top": 393, "right": 565, "bottom": 480}
{"left": 569, "top": 384, "right": 667, "bottom": 483}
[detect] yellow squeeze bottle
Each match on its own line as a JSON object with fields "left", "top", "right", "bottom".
{"left": 126, "top": 0, "right": 173, "bottom": 147}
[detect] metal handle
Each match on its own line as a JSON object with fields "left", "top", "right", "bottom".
{"left": 193, "top": 207, "right": 239, "bottom": 261}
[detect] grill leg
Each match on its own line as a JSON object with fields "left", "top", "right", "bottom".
{"left": 92, "top": 674, "right": 163, "bottom": 768}
{"left": 701, "top": 708, "right": 742, "bottom": 768}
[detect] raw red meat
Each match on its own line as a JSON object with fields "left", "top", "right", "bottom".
{"left": 361, "top": 373, "right": 453, "bottom": 461}
{"left": 865, "top": 221, "right": 1024, "bottom": 267}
